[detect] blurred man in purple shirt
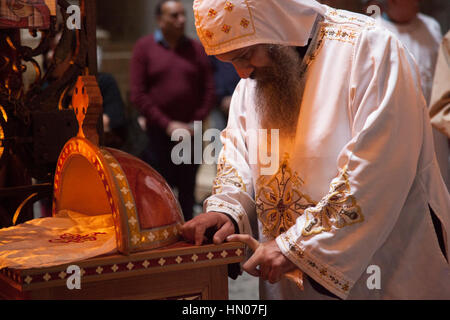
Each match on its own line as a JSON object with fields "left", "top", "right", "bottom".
{"left": 130, "top": 0, "right": 215, "bottom": 221}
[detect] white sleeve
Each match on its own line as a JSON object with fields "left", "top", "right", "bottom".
{"left": 204, "top": 81, "right": 256, "bottom": 237}
{"left": 276, "top": 27, "right": 427, "bottom": 299}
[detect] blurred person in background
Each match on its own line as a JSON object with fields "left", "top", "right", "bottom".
{"left": 429, "top": 31, "right": 450, "bottom": 164}
{"left": 130, "top": 0, "right": 215, "bottom": 221}
{"left": 377, "top": 0, "right": 449, "bottom": 189}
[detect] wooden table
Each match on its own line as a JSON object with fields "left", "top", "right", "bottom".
{"left": 0, "top": 241, "right": 245, "bottom": 300}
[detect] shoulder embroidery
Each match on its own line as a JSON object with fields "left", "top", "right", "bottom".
{"left": 302, "top": 22, "right": 360, "bottom": 72}
{"left": 302, "top": 166, "right": 364, "bottom": 236}
{"left": 256, "top": 155, "right": 316, "bottom": 238}
{"left": 314, "top": 7, "right": 376, "bottom": 49}
{"left": 320, "top": 24, "right": 359, "bottom": 45}
{"left": 326, "top": 7, "right": 376, "bottom": 28}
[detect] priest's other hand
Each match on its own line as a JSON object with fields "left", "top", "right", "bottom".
{"left": 181, "top": 211, "right": 235, "bottom": 246}
{"left": 227, "top": 234, "right": 297, "bottom": 284}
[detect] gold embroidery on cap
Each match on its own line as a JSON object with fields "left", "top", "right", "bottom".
{"left": 208, "top": 8, "right": 217, "bottom": 17}
{"left": 195, "top": 0, "right": 256, "bottom": 50}
{"left": 222, "top": 24, "right": 231, "bottom": 33}
{"left": 224, "top": 1, "right": 234, "bottom": 12}
{"left": 240, "top": 18, "right": 249, "bottom": 28}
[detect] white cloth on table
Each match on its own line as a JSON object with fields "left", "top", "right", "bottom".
{"left": 0, "top": 210, "right": 117, "bottom": 269}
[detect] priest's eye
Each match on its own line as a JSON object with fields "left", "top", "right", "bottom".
{"left": 240, "top": 49, "right": 254, "bottom": 61}
{"left": 233, "top": 48, "right": 254, "bottom": 64}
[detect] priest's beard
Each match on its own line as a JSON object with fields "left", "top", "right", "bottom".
{"left": 254, "top": 45, "right": 303, "bottom": 139}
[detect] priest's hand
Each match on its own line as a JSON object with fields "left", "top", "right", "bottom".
{"left": 226, "top": 234, "right": 297, "bottom": 284}
{"left": 181, "top": 211, "right": 236, "bottom": 246}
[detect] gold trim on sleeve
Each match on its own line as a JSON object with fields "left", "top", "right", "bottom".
{"left": 280, "top": 233, "right": 352, "bottom": 297}
{"left": 302, "top": 166, "right": 364, "bottom": 236}
{"left": 206, "top": 199, "right": 245, "bottom": 221}
{"left": 212, "top": 154, "right": 247, "bottom": 195}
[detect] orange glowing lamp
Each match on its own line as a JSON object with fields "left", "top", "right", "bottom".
{"left": 52, "top": 76, "right": 184, "bottom": 255}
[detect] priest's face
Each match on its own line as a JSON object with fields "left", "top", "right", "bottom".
{"left": 215, "top": 44, "right": 272, "bottom": 79}
{"left": 216, "top": 44, "right": 303, "bottom": 134}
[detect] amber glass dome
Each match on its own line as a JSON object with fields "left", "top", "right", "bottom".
{"left": 52, "top": 136, "right": 184, "bottom": 254}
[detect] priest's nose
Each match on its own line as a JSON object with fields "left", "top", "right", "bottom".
{"left": 235, "top": 66, "right": 255, "bottom": 79}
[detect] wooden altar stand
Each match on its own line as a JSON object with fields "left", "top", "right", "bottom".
{"left": 0, "top": 241, "right": 244, "bottom": 300}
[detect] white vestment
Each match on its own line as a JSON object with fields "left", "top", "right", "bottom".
{"left": 379, "top": 13, "right": 442, "bottom": 103}
{"left": 379, "top": 13, "right": 450, "bottom": 190}
{"left": 204, "top": 7, "right": 450, "bottom": 299}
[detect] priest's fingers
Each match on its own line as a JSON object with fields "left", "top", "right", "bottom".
{"left": 242, "top": 253, "right": 262, "bottom": 277}
{"left": 268, "top": 266, "right": 283, "bottom": 284}
{"left": 180, "top": 220, "right": 196, "bottom": 243}
{"left": 226, "top": 234, "right": 263, "bottom": 278}
{"left": 226, "top": 234, "right": 260, "bottom": 252}
{"left": 260, "top": 263, "right": 271, "bottom": 282}
{"left": 194, "top": 224, "right": 207, "bottom": 246}
{"left": 213, "top": 220, "right": 235, "bottom": 245}
{"left": 181, "top": 213, "right": 218, "bottom": 245}
{"left": 181, "top": 218, "right": 208, "bottom": 246}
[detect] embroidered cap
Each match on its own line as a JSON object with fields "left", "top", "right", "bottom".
{"left": 193, "top": 0, "right": 327, "bottom": 55}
